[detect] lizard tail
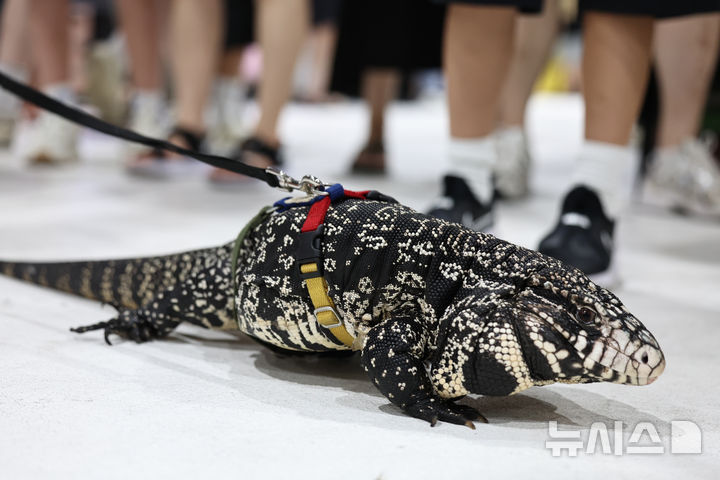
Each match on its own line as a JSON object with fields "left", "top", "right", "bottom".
{"left": 0, "top": 253, "right": 193, "bottom": 310}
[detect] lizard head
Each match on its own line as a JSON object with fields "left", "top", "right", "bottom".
{"left": 511, "top": 262, "right": 666, "bottom": 388}
{"left": 431, "top": 247, "right": 665, "bottom": 400}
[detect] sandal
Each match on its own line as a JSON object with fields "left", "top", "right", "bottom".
{"left": 350, "top": 140, "right": 385, "bottom": 175}
{"left": 208, "top": 136, "right": 283, "bottom": 185}
{"left": 126, "top": 126, "right": 207, "bottom": 179}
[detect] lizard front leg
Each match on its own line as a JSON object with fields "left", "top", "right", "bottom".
{"left": 361, "top": 317, "right": 486, "bottom": 428}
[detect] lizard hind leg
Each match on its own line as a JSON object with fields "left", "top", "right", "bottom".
{"left": 70, "top": 308, "right": 180, "bottom": 345}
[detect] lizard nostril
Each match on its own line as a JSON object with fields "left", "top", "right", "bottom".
{"left": 641, "top": 352, "right": 649, "bottom": 364}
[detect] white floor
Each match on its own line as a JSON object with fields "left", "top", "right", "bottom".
{"left": 1, "top": 95, "right": 719, "bottom": 479}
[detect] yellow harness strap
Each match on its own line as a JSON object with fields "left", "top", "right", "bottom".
{"left": 300, "top": 262, "right": 355, "bottom": 347}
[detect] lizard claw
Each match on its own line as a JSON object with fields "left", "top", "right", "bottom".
{"left": 70, "top": 320, "right": 110, "bottom": 334}
{"left": 405, "top": 398, "right": 487, "bottom": 427}
{"left": 71, "top": 310, "right": 161, "bottom": 345}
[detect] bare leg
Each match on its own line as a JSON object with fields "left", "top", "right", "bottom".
{"left": 28, "top": 0, "right": 71, "bottom": 88}
{"left": 116, "top": 0, "right": 165, "bottom": 92}
{"left": 305, "top": 22, "right": 338, "bottom": 102}
{"left": 350, "top": 69, "right": 399, "bottom": 173}
{"left": 68, "top": 2, "right": 94, "bottom": 94}
{"left": 127, "top": 0, "right": 221, "bottom": 174}
{"left": 583, "top": 12, "right": 654, "bottom": 145}
{"left": 445, "top": 5, "right": 516, "bottom": 139}
{"left": 495, "top": 1, "right": 560, "bottom": 198}
{"left": 0, "top": 0, "right": 30, "bottom": 70}
{"left": 118, "top": 0, "right": 170, "bottom": 144}
{"left": 364, "top": 69, "right": 399, "bottom": 145}
{"left": 170, "top": 0, "right": 222, "bottom": 134}
{"left": 254, "top": 0, "right": 309, "bottom": 147}
{"left": 499, "top": 0, "right": 560, "bottom": 127}
{"left": 219, "top": 47, "right": 244, "bottom": 77}
{"left": 654, "top": 13, "right": 720, "bottom": 148}
{"left": 210, "top": 0, "right": 308, "bottom": 181}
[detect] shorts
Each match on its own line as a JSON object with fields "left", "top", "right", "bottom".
{"left": 580, "top": 0, "right": 719, "bottom": 18}
{"left": 433, "top": 0, "right": 543, "bottom": 14}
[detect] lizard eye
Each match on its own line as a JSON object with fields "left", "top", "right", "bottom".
{"left": 577, "top": 307, "right": 597, "bottom": 325}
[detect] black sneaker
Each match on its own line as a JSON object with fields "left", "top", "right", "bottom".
{"left": 427, "top": 175, "right": 494, "bottom": 232}
{"left": 538, "top": 186, "right": 616, "bottom": 285}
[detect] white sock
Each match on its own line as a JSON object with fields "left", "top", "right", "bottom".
{"left": 447, "top": 136, "right": 496, "bottom": 204}
{"left": 42, "top": 83, "right": 76, "bottom": 104}
{"left": 572, "top": 140, "right": 638, "bottom": 219}
{"left": 133, "top": 89, "right": 164, "bottom": 105}
{"left": 216, "top": 76, "right": 247, "bottom": 95}
{"left": 0, "top": 62, "right": 27, "bottom": 81}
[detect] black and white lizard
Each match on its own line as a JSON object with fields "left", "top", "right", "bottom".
{"left": 0, "top": 194, "right": 665, "bottom": 428}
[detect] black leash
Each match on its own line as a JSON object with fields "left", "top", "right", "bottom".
{"left": 0, "top": 71, "right": 281, "bottom": 188}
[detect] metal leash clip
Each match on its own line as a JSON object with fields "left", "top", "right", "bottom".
{"left": 266, "top": 166, "right": 330, "bottom": 195}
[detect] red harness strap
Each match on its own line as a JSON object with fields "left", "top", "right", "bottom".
{"left": 301, "top": 190, "right": 369, "bottom": 232}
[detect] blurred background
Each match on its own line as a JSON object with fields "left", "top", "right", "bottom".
{"left": 0, "top": 0, "right": 718, "bottom": 275}
{"left": 0, "top": 0, "right": 716, "bottom": 173}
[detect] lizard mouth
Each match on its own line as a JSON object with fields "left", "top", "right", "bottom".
{"left": 584, "top": 340, "right": 666, "bottom": 385}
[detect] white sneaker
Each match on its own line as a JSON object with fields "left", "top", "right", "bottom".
{"left": 127, "top": 91, "right": 169, "bottom": 139}
{"left": 18, "top": 85, "right": 80, "bottom": 165}
{"left": 122, "top": 91, "right": 170, "bottom": 159}
{"left": 22, "top": 110, "right": 80, "bottom": 165}
{"left": 206, "top": 77, "right": 248, "bottom": 154}
{"left": 644, "top": 138, "right": 720, "bottom": 216}
{"left": 494, "top": 126, "right": 531, "bottom": 199}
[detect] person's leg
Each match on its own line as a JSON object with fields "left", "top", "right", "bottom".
{"left": 117, "top": 0, "right": 170, "bottom": 141}
{"left": 445, "top": 5, "right": 516, "bottom": 139}
{"left": 170, "top": 0, "right": 222, "bottom": 135}
{"left": 253, "top": 0, "right": 309, "bottom": 148}
{"left": 499, "top": 0, "right": 560, "bottom": 128}
{"left": 0, "top": 0, "right": 30, "bottom": 143}
{"left": 364, "top": 70, "right": 399, "bottom": 145}
{"left": 28, "top": 0, "right": 71, "bottom": 90}
{"left": 539, "top": 12, "right": 654, "bottom": 283}
{"left": 429, "top": 4, "right": 516, "bottom": 230}
{"left": 127, "top": 0, "right": 221, "bottom": 176}
{"left": 304, "top": 22, "right": 339, "bottom": 102}
{"left": 213, "top": 0, "right": 307, "bottom": 181}
{"left": 646, "top": 13, "right": 720, "bottom": 214}
{"left": 24, "top": 0, "right": 79, "bottom": 163}
{"left": 654, "top": 14, "right": 719, "bottom": 148}
{"left": 578, "top": 11, "right": 653, "bottom": 215}
{"left": 495, "top": 0, "right": 561, "bottom": 198}
{"left": 0, "top": 0, "right": 30, "bottom": 72}
{"left": 116, "top": 0, "right": 164, "bottom": 92}
{"left": 350, "top": 68, "right": 399, "bottom": 173}
{"left": 68, "top": 2, "right": 94, "bottom": 95}
{"left": 219, "top": 47, "right": 244, "bottom": 78}
{"left": 583, "top": 13, "right": 654, "bottom": 146}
